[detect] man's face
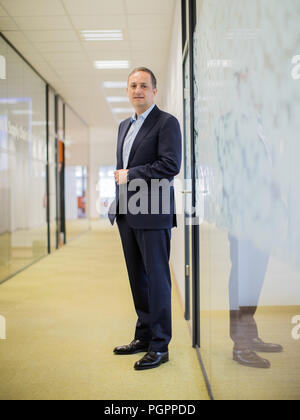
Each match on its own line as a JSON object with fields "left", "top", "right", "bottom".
{"left": 127, "top": 71, "right": 157, "bottom": 115}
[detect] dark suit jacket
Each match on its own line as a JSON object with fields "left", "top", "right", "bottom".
{"left": 108, "top": 105, "right": 182, "bottom": 230}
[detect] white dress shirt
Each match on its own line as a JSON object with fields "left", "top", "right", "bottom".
{"left": 122, "top": 103, "right": 156, "bottom": 169}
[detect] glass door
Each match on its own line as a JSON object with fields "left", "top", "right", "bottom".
{"left": 182, "top": 0, "right": 201, "bottom": 348}
{"left": 192, "top": 0, "right": 300, "bottom": 401}
{"left": 183, "top": 52, "right": 192, "bottom": 321}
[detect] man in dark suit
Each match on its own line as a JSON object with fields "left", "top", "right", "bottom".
{"left": 108, "top": 67, "right": 182, "bottom": 371}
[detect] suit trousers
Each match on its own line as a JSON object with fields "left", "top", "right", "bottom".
{"left": 228, "top": 234, "right": 270, "bottom": 350}
{"left": 117, "top": 215, "right": 172, "bottom": 353}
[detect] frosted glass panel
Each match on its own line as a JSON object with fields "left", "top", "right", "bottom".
{"left": 194, "top": 0, "right": 300, "bottom": 400}
{"left": 0, "top": 36, "right": 47, "bottom": 284}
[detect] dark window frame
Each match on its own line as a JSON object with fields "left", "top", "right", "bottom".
{"left": 181, "top": 0, "right": 214, "bottom": 400}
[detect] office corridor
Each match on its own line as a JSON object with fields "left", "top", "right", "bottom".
{"left": 0, "top": 221, "right": 208, "bottom": 400}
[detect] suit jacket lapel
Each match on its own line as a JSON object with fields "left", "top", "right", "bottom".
{"left": 127, "top": 105, "right": 160, "bottom": 167}
{"left": 117, "top": 118, "right": 132, "bottom": 169}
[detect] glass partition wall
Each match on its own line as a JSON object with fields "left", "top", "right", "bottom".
{"left": 0, "top": 36, "right": 48, "bottom": 282}
{"left": 183, "top": 0, "right": 300, "bottom": 400}
{"left": 0, "top": 34, "right": 90, "bottom": 284}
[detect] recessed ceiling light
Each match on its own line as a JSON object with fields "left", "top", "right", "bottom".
{"left": 103, "top": 81, "right": 127, "bottom": 89}
{"left": 81, "top": 30, "right": 123, "bottom": 41}
{"left": 112, "top": 108, "right": 134, "bottom": 114}
{"left": 94, "top": 61, "right": 130, "bottom": 70}
{"left": 107, "top": 97, "right": 129, "bottom": 103}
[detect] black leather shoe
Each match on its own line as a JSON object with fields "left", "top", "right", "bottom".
{"left": 249, "top": 338, "right": 283, "bottom": 353}
{"left": 134, "top": 351, "right": 169, "bottom": 370}
{"left": 114, "top": 340, "right": 149, "bottom": 355}
{"left": 233, "top": 349, "right": 271, "bottom": 369}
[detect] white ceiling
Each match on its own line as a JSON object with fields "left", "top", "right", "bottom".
{"left": 0, "top": 0, "right": 176, "bottom": 128}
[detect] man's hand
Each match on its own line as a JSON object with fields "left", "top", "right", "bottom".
{"left": 114, "top": 169, "right": 129, "bottom": 186}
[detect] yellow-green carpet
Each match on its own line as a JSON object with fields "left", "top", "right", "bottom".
{"left": 0, "top": 220, "right": 208, "bottom": 400}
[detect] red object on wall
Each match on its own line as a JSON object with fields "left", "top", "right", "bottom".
{"left": 58, "top": 141, "right": 64, "bottom": 164}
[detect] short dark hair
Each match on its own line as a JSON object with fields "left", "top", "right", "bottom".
{"left": 128, "top": 67, "right": 157, "bottom": 89}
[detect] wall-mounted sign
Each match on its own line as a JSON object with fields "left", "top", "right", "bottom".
{"left": 0, "top": 315, "right": 6, "bottom": 340}
{"left": 0, "top": 55, "right": 6, "bottom": 80}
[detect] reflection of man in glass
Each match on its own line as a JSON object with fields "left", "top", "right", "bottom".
{"left": 217, "top": 69, "right": 283, "bottom": 368}
{"left": 229, "top": 235, "right": 282, "bottom": 368}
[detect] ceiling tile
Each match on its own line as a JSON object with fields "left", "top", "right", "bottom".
{"left": 127, "top": 14, "right": 171, "bottom": 29}
{"left": 0, "top": 16, "right": 18, "bottom": 30}
{"left": 70, "top": 14, "right": 127, "bottom": 30}
{"left": 85, "top": 50, "right": 130, "bottom": 61}
{"left": 130, "top": 36, "right": 170, "bottom": 51}
{"left": 125, "top": 0, "right": 175, "bottom": 15}
{"left": 32, "top": 63, "right": 62, "bottom": 83}
{"left": 82, "top": 40, "right": 130, "bottom": 53}
{"left": 0, "top": 0, "right": 66, "bottom": 16}
{"left": 54, "top": 71, "right": 90, "bottom": 82}
{"left": 24, "top": 30, "right": 78, "bottom": 43}
{"left": 51, "top": 58, "right": 91, "bottom": 67}
{"left": 1, "top": 30, "right": 30, "bottom": 45}
{"left": 130, "top": 55, "right": 165, "bottom": 68}
{"left": 50, "top": 80, "right": 68, "bottom": 91}
{"left": 35, "top": 42, "right": 83, "bottom": 53}
{"left": 14, "top": 16, "right": 73, "bottom": 31}
{"left": 48, "top": 62, "right": 92, "bottom": 72}
{"left": 18, "top": 51, "right": 45, "bottom": 64}
{"left": 0, "top": 5, "right": 7, "bottom": 16}
{"left": 53, "top": 69, "right": 95, "bottom": 81}
{"left": 89, "top": 68, "right": 130, "bottom": 79}
{"left": 16, "top": 43, "right": 40, "bottom": 57}
{"left": 63, "top": 0, "right": 126, "bottom": 16}
{"left": 129, "top": 28, "right": 170, "bottom": 42}
{"left": 42, "top": 51, "right": 87, "bottom": 62}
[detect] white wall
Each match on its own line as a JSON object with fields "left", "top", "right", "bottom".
{"left": 163, "top": 1, "right": 185, "bottom": 305}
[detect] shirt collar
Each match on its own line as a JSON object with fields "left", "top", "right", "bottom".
{"left": 131, "top": 104, "right": 156, "bottom": 123}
